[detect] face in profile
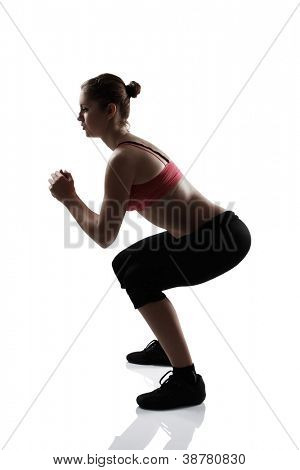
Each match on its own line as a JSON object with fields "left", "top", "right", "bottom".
{"left": 77, "top": 89, "right": 107, "bottom": 138}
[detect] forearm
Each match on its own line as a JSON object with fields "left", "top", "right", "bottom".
{"left": 63, "top": 193, "right": 103, "bottom": 248}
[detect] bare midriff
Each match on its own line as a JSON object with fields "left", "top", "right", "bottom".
{"left": 136, "top": 176, "right": 227, "bottom": 239}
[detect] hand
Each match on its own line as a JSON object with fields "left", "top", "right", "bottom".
{"left": 48, "top": 169, "right": 76, "bottom": 203}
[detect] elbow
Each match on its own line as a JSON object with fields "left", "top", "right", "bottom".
{"left": 98, "top": 240, "right": 109, "bottom": 249}
{"left": 97, "top": 231, "right": 117, "bottom": 249}
{"left": 98, "top": 235, "right": 112, "bottom": 249}
{"left": 97, "top": 223, "right": 108, "bottom": 249}
{"left": 97, "top": 221, "right": 120, "bottom": 249}
{"left": 99, "top": 240, "right": 114, "bottom": 249}
{"left": 98, "top": 240, "right": 115, "bottom": 248}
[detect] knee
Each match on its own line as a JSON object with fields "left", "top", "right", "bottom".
{"left": 121, "top": 265, "right": 136, "bottom": 288}
{"left": 122, "top": 264, "right": 149, "bottom": 290}
{"left": 111, "top": 254, "right": 120, "bottom": 275}
{"left": 112, "top": 250, "right": 135, "bottom": 284}
{"left": 112, "top": 250, "right": 126, "bottom": 275}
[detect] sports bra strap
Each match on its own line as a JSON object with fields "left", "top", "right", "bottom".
{"left": 116, "top": 140, "right": 170, "bottom": 164}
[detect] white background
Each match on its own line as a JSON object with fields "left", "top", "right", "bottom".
{"left": 1, "top": 0, "right": 300, "bottom": 467}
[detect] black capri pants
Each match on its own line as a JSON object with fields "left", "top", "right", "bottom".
{"left": 111, "top": 210, "right": 251, "bottom": 309}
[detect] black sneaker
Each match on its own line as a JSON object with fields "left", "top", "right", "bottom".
{"left": 126, "top": 339, "right": 172, "bottom": 366}
{"left": 136, "top": 370, "right": 206, "bottom": 410}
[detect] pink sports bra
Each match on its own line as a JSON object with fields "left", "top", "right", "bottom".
{"left": 115, "top": 140, "right": 183, "bottom": 211}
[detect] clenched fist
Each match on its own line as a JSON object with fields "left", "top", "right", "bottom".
{"left": 48, "top": 169, "right": 76, "bottom": 203}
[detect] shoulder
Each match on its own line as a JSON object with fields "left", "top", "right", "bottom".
{"left": 104, "top": 147, "right": 136, "bottom": 194}
{"left": 109, "top": 146, "right": 137, "bottom": 172}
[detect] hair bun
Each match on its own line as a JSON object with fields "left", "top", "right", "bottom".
{"left": 126, "top": 81, "right": 141, "bottom": 98}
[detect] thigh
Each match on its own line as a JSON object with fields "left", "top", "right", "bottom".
{"left": 111, "top": 230, "right": 173, "bottom": 284}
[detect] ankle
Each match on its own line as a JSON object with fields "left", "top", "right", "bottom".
{"left": 172, "top": 361, "right": 194, "bottom": 368}
{"left": 173, "top": 363, "right": 196, "bottom": 372}
{"left": 172, "top": 363, "right": 197, "bottom": 383}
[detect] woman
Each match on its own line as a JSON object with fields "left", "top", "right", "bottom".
{"left": 48, "top": 73, "right": 251, "bottom": 411}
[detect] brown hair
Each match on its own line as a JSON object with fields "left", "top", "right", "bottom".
{"left": 81, "top": 73, "right": 141, "bottom": 131}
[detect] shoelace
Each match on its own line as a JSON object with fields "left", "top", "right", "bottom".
{"left": 159, "top": 370, "right": 180, "bottom": 388}
{"left": 159, "top": 370, "right": 197, "bottom": 389}
{"left": 143, "top": 339, "right": 158, "bottom": 351}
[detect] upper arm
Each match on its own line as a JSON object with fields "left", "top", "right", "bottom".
{"left": 98, "top": 150, "right": 135, "bottom": 247}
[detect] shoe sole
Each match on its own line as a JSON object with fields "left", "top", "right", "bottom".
{"left": 137, "top": 399, "right": 205, "bottom": 411}
{"left": 127, "top": 358, "right": 171, "bottom": 366}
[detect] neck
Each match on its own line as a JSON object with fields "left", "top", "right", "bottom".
{"left": 103, "top": 130, "right": 136, "bottom": 151}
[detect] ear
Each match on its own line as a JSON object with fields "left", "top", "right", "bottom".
{"left": 107, "top": 102, "right": 117, "bottom": 119}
